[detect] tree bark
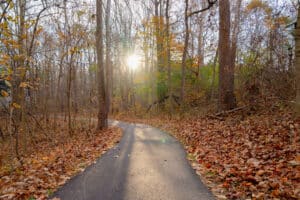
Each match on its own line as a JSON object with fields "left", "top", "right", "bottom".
{"left": 211, "top": 48, "right": 218, "bottom": 100}
{"left": 105, "top": 0, "right": 112, "bottom": 114}
{"left": 154, "top": 0, "right": 166, "bottom": 103}
{"left": 165, "top": 0, "right": 172, "bottom": 113}
{"left": 180, "top": 0, "right": 189, "bottom": 104}
{"left": 96, "top": 0, "right": 108, "bottom": 130}
{"left": 218, "top": 0, "right": 236, "bottom": 111}
{"left": 295, "top": 5, "right": 300, "bottom": 116}
{"left": 230, "top": 0, "right": 242, "bottom": 77}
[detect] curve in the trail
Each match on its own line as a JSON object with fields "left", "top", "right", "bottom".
{"left": 51, "top": 121, "right": 215, "bottom": 200}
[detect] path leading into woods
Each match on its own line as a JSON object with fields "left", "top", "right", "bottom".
{"left": 51, "top": 121, "right": 215, "bottom": 200}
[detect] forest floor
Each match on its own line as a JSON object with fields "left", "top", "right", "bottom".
{"left": 51, "top": 121, "right": 215, "bottom": 200}
{"left": 116, "top": 106, "right": 300, "bottom": 200}
{"left": 0, "top": 119, "right": 122, "bottom": 200}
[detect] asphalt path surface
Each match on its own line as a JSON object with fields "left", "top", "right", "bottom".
{"left": 51, "top": 121, "right": 215, "bottom": 200}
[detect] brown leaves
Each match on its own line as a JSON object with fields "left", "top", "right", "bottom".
{"left": 125, "top": 111, "right": 300, "bottom": 200}
{"left": 0, "top": 126, "right": 122, "bottom": 200}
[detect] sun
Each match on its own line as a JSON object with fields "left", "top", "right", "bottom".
{"left": 126, "top": 54, "right": 140, "bottom": 71}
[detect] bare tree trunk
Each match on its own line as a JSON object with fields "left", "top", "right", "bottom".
{"left": 180, "top": 0, "right": 189, "bottom": 104}
{"left": 11, "top": 0, "right": 27, "bottom": 165}
{"left": 218, "top": 0, "right": 236, "bottom": 111}
{"left": 105, "top": 0, "right": 112, "bottom": 114}
{"left": 211, "top": 48, "right": 218, "bottom": 100}
{"left": 154, "top": 0, "right": 165, "bottom": 103}
{"left": 295, "top": 5, "right": 300, "bottom": 116}
{"left": 67, "top": 56, "right": 73, "bottom": 136}
{"left": 165, "top": 0, "right": 172, "bottom": 113}
{"left": 96, "top": 0, "right": 108, "bottom": 130}
{"left": 54, "top": 51, "right": 64, "bottom": 127}
{"left": 230, "top": 0, "right": 242, "bottom": 80}
{"left": 197, "top": 21, "right": 204, "bottom": 81}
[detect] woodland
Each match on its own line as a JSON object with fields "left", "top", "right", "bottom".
{"left": 0, "top": 0, "right": 299, "bottom": 199}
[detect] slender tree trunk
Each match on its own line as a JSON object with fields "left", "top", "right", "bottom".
{"left": 155, "top": 0, "right": 165, "bottom": 103}
{"left": 180, "top": 0, "right": 189, "bottom": 104}
{"left": 197, "top": 21, "right": 204, "bottom": 80}
{"left": 67, "top": 56, "right": 73, "bottom": 136}
{"left": 218, "top": 0, "right": 236, "bottom": 111}
{"left": 96, "top": 0, "right": 108, "bottom": 130}
{"left": 165, "top": 0, "right": 172, "bottom": 113}
{"left": 230, "top": 0, "right": 242, "bottom": 70}
{"left": 227, "top": 0, "right": 242, "bottom": 108}
{"left": 11, "top": 0, "right": 26, "bottom": 165}
{"left": 143, "top": 24, "right": 150, "bottom": 105}
{"left": 105, "top": 0, "right": 112, "bottom": 114}
{"left": 295, "top": 6, "right": 300, "bottom": 116}
{"left": 211, "top": 48, "right": 218, "bottom": 100}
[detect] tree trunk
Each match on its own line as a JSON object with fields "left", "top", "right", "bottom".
{"left": 197, "top": 20, "right": 204, "bottom": 81}
{"left": 230, "top": 0, "right": 242, "bottom": 77}
{"left": 295, "top": 6, "right": 300, "bottom": 116}
{"left": 180, "top": 0, "right": 189, "bottom": 104}
{"left": 154, "top": 0, "right": 166, "bottom": 103}
{"left": 96, "top": 0, "right": 108, "bottom": 130}
{"left": 218, "top": 0, "right": 236, "bottom": 111}
{"left": 211, "top": 48, "right": 218, "bottom": 100}
{"left": 66, "top": 56, "right": 73, "bottom": 136}
{"left": 105, "top": 0, "right": 112, "bottom": 114}
{"left": 165, "top": 0, "right": 172, "bottom": 113}
{"left": 11, "top": 0, "right": 26, "bottom": 165}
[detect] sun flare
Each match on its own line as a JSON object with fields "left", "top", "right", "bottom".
{"left": 126, "top": 54, "right": 140, "bottom": 71}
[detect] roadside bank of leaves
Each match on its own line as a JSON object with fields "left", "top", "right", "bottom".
{"left": 119, "top": 111, "right": 300, "bottom": 200}
{"left": 0, "top": 126, "right": 122, "bottom": 200}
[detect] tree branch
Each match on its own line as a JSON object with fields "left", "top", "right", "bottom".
{"left": 0, "top": 0, "right": 12, "bottom": 24}
{"left": 188, "top": 0, "right": 217, "bottom": 17}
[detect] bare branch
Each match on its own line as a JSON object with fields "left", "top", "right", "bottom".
{"left": 188, "top": 0, "right": 217, "bottom": 17}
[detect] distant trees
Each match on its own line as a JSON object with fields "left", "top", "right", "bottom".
{"left": 0, "top": 0, "right": 297, "bottom": 133}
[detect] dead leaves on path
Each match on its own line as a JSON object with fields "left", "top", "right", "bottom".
{"left": 0, "top": 127, "right": 122, "bottom": 200}
{"left": 126, "top": 111, "right": 299, "bottom": 200}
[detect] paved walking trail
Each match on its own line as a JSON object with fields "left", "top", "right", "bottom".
{"left": 52, "top": 121, "right": 215, "bottom": 200}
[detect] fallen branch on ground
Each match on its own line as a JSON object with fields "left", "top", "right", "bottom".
{"left": 207, "top": 106, "right": 248, "bottom": 119}
{"left": 146, "top": 94, "right": 180, "bottom": 112}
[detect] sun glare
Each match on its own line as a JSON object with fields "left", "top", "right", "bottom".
{"left": 126, "top": 54, "right": 140, "bottom": 71}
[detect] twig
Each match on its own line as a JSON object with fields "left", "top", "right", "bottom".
{"left": 207, "top": 106, "right": 248, "bottom": 119}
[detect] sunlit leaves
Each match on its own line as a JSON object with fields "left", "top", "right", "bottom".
{"left": 19, "top": 82, "right": 29, "bottom": 88}
{"left": 77, "top": 10, "right": 86, "bottom": 18}
{"left": 12, "top": 102, "right": 21, "bottom": 109}
{"left": 8, "top": 1, "right": 14, "bottom": 10}
{"left": 136, "top": 111, "right": 300, "bottom": 199}
{"left": 4, "top": 80, "right": 12, "bottom": 88}
{"left": 246, "top": 0, "right": 272, "bottom": 15}
{"left": 0, "top": 90, "right": 9, "bottom": 97}
{"left": 0, "top": 125, "right": 122, "bottom": 199}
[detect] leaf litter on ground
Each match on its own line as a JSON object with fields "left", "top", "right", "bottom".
{"left": 0, "top": 121, "right": 122, "bottom": 200}
{"left": 118, "top": 109, "right": 299, "bottom": 200}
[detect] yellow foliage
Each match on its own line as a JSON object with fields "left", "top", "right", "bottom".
{"left": 0, "top": 90, "right": 9, "bottom": 97}
{"left": 1, "top": 54, "right": 10, "bottom": 62}
{"left": 36, "top": 26, "right": 43, "bottom": 35}
{"left": 19, "top": 82, "right": 29, "bottom": 88}
{"left": 246, "top": 0, "right": 272, "bottom": 15}
{"left": 9, "top": 1, "right": 14, "bottom": 9}
{"left": 12, "top": 103, "right": 21, "bottom": 109}
{"left": 13, "top": 54, "right": 24, "bottom": 61}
